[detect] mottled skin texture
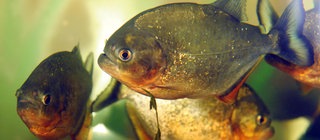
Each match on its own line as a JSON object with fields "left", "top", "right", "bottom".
{"left": 266, "top": 8, "right": 320, "bottom": 87}
{"left": 16, "top": 48, "right": 92, "bottom": 140}
{"left": 120, "top": 84, "right": 274, "bottom": 140}
{"left": 98, "top": 3, "right": 280, "bottom": 100}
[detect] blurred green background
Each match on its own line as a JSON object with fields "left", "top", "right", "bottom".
{"left": 0, "top": 0, "right": 317, "bottom": 140}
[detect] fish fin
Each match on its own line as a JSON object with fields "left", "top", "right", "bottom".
{"left": 84, "top": 52, "right": 94, "bottom": 76}
{"left": 74, "top": 102, "right": 93, "bottom": 140}
{"left": 272, "top": 0, "right": 314, "bottom": 66}
{"left": 212, "top": 0, "right": 248, "bottom": 21}
{"left": 218, "top": 56, "right": 263, "bottom": 104}
{"left": 217, "top": 81, "right": 242, "bottom": 104}
{"left": 72, "top": 43, "right": 84, "bottom": 63}
{"left": 257, "top": 0, "right": 278, "bottom": 34}
{"left": 299, "top": 83, "right": 314, "bottom": 95}
{"left": 126, "top": 102, "right": 153, "bottom": 140}
{"left": 142, "top": 89, "right": 161, "bottom": 140}
{"left": 92, "top": 78, "right": 121, "bottom": 112}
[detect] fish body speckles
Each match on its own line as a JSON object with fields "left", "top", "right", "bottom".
{"left": 98, "top": 0, "right": 313, "bottom": 100}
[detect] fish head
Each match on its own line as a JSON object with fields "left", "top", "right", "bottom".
{"left": 16, "top": 86, "right": 67, "bottom": 139}
{"left": 16, "top": 50, "right": 91, "bottom": 139}
{"left": 98, "top": 24, "right": 166, "bottom": 90}
{"left": 231, "top": 84, "right": 274, "bottom": 140}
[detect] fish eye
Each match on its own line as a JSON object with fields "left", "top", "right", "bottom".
{"left": 118, "top": 49, "right": 132, "bottom": 61}
{"left": 42, "top": 95, "right": 51, "bottom": 105}
{"left": 256, "top": 115, "right": 268, "bottom": 125}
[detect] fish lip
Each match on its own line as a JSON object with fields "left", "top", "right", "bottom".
{"left": 98, "top": 53, "right": 119, "bottom": 76}
{"left": 262, "top": 127, "right": 275, "bottom": 139}
{"left": 98, "top": 53, "right": 115, "bottom": 66}
{"left": 18, "top": 108, "right": 64, "bottom": 138}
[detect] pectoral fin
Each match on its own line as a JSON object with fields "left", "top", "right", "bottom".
{"left": 218, "top": 56, "right": 263, "bottom": 104}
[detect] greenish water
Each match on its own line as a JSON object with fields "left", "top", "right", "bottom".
{"left": 0, "top": 0, "right": 316, "bottom": 140}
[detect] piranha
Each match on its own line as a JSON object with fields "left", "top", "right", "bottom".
{"left": 266, "top": 0, "right": 320, "bottom": 90}
{"left": 98, "top": 0, "right": 313, "bottom": 102}
{"left": 16, "top": 46, "right": 93, "bottom": 140}
{"left": 120, "top": 83, "right": 273, "bottom": 140}
{"left": 231, "top": 84, "right": 273, "bottom": 140}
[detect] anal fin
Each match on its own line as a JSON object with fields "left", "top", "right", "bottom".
{"left": 218, "top": 56, "right": 263, "bottom": 104}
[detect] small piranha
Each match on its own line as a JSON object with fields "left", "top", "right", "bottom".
{"left": 265, "top": 0, "right": 320, "bottom": 90}
{"left": 120, "top": 83, "right": 274, "bottom": 140}
{"left": 98, "top": 0, "right": 313, "bottom": 102}
{"left": 16, "top": 46, "right": 94, "bottom": 140}
{"left": 231, "top": 84, "right": 273, "bottom": 140}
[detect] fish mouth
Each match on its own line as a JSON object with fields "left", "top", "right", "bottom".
{"left": 232, "top": 124, "right": 274, "bottom": 140}
{"left": 98, "top": 53, "right": 116, "bottom": 67}
{"left": 18, "top": 108, "right": 65, "bottom": 139}
{"left": 98, "top": 53, "right": 120, "bottom": 77}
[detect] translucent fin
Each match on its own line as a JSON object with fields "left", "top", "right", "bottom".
{"left": 84, "top": 52, "right": 94, "bottom": 76}
{"left": 126, "top": 102, "right": 152, "bottom": 140}
{"left": 274, "top": 0, "right": 314, "bottom": 66}
{"left": 74, "top": 103, "right": 93, "bottom": 140}
{"left": 92, "top": 78, "right": 121, "bottom": 112}
{"left": 212, "top": 0, "right": 248, "bottom": 21}
{"left": 218, "top": 56, "right": 263, "bottom": 104}
{"left": 257, "top": 0, "right": 278, "bottom": 34}
{"left": 72, "top": 43, "right": 83, "bottom": 63}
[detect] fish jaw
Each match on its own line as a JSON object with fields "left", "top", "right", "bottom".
{"left": 232, "top": 123, "right": 274, "bottom": 140}
{"left": 98, "top": 53, "right": 119, "bottom": 78}
{"left": 98, "top": 51, "right": 166, "bottom": 95}
{"left": 17, "top": 106, "right": 66, "bottom": 139}
{"left": 16, "top": 91, "right": 71, "bottom": 139}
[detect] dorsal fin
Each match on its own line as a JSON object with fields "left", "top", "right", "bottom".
{"left": 84, "top": 52, "right": 94, "bottom": 76}
{"left": 72, "top": 43, "right": 83, "bottom": 62}
{"left": 257, "top": 0, "right": 278, "bottom": 34}
{"left": 212, "top": 0, "right": 248, "bottom": 21}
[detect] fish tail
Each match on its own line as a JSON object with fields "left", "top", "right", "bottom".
{"left": 270, "top": 0, "right": 314, "bottom": 66}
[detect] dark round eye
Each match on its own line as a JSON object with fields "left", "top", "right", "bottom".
{"left": 118, "top": 49, "right": 132, "bottom": 61}
{"left": 256, "top": 115, "right": 268, "bottom": 125}
{"left": 42, "top": 95, "right": 51, "bottom": 105}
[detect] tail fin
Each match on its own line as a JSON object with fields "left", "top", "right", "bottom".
{"left": 272, "top": 0, "right": 314, "bottom": 66}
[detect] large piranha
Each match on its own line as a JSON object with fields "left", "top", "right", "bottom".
{"left": 98, "top": 0, "right": 313, "bottom": 102}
